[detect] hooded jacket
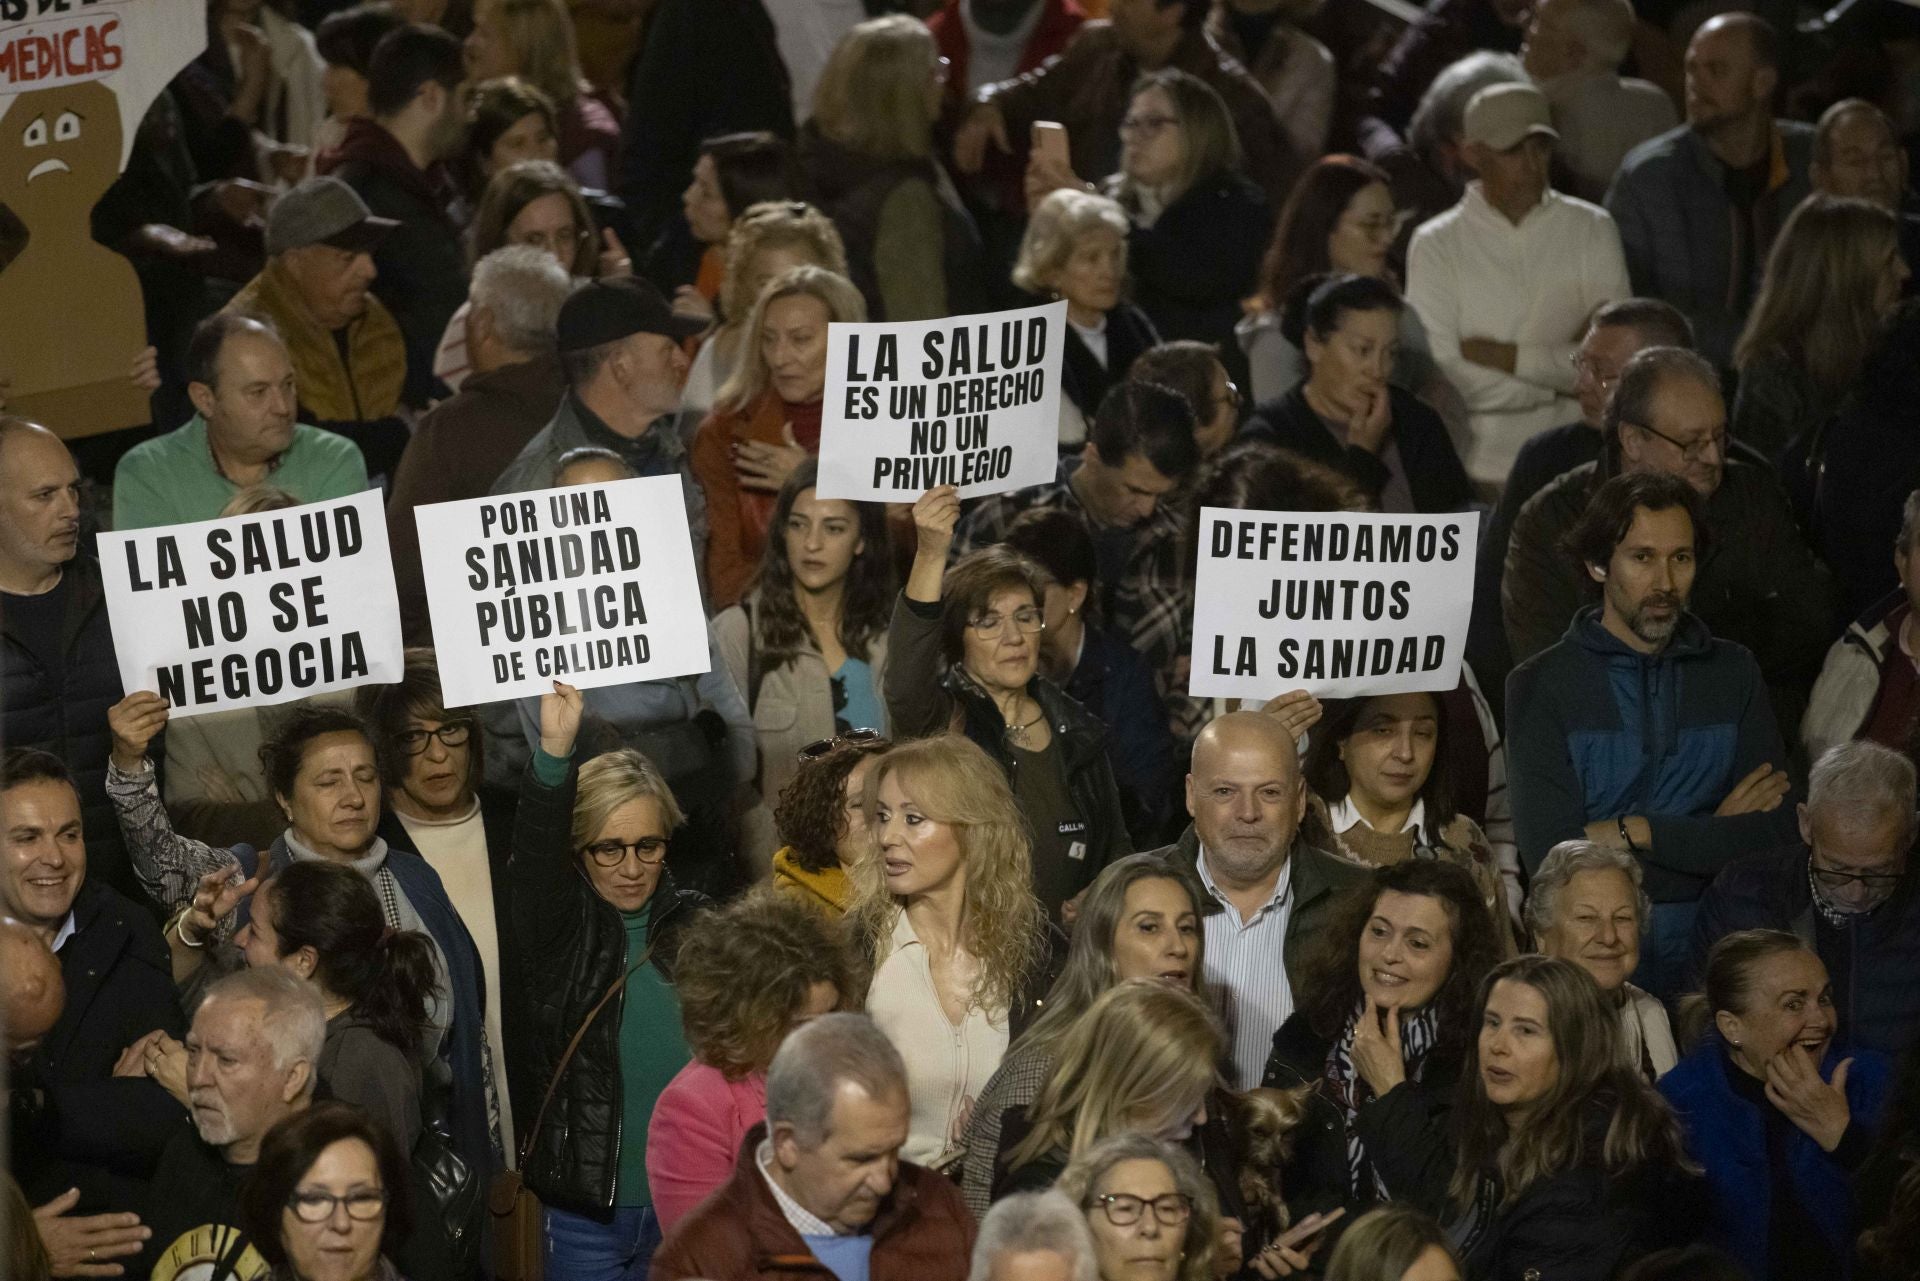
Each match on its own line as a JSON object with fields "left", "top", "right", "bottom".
{"left": 507, "top": 752, "right": 708, "bottom": 1213}
{"left": 1506, "top": 607, "right": 1798, "bottom": 901}
{"left": 1693, "top": 843, "right": 1920, "bottom": 1058}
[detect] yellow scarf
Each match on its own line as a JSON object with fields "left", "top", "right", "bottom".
{"left": 228, "top": 259, "right": 406, "bottom": 422}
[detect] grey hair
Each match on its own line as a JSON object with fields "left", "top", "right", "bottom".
{"left": 1897, "top": 488, "right": 1920, "bottom": 552}
{"left": 470, "top": 244, "right": 572, "bottom": 355}
{"left": 198, "top": 966, "right": 327, "bottom": 1085}
{"left": 1588, "top": 298, "right": 1694, "bottom": 352}
{"left": 1807, "top": 740, "right": 1917, "bottom": 834}
{"left": 765, "top": 1012, "right": 908, "bottom": 1146}
{"left": 1558, "top": 0, "right": 1636, "bottom": 70}
{"left": 1012, "top": 188, "right": 1131, "bottom": 295}
{"left": 969, "top": 1191, "right": 1100, "bottom": 1281}
{"left": 1410, "top": 52, "right": 1525, "bottom": 161}
{"left": 1523, "top": 840, "right": 1652, "bottom": 942}
{"left": 552, "top": 446, "right": 633, "bottom": 484}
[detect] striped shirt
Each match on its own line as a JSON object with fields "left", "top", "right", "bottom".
{"left": 1196, "top": 847, "right": 1295, "bottom": 1090}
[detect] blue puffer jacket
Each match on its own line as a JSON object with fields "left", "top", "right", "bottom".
{"left": 1660, "top": 1041, "right": 1892, "bottom": 1279}
{"left": 1507, "top": 607, "right": 1797, "bottom": 902}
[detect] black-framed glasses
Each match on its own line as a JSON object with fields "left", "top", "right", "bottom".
{"left": 1092, "top": 1193, "right": 1192, "bottom": 1228}
{"left": 1623, "top": 419, "right": 1727, "bottom": 463}
{"left": 968, "top": 607, "right": 1045, "bottom": 638}
{"left": 799, "top": 727, "right": 885, "bottom": 762}
{"left": 288, "top": 1189, "right": 387, "bottom": 1223}
{"left": 1812, "top": 866, "right": 1903, "bottom": 891}
{"left": 397, "top": 722, "right": 473, "bottom": 754}
{"left": 581, "top": 837, "right": 669, "bottom": 868}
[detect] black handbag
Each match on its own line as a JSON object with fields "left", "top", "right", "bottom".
{"left": 411, "top": 1116, "right": 484, "bottom": 1280}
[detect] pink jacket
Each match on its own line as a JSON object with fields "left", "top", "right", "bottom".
{"left": 647, "top": 1062, "right": 768, "bottom": 1232}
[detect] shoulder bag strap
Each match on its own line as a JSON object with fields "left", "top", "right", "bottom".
{"left": 514, "top": 940, "right": 653, "bottom": 1169}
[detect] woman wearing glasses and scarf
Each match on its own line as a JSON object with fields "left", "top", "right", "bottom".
{"left": 507, "top": 681, "right": 708, "bottom": 1277}
{"left": 888, "top": 484, "right": 1133, "bottom": 922}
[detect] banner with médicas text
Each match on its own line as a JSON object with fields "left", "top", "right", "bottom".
{"left": 814, "top": 299, "right": 1065, "bottom": 502}
{"left": 414, "top": 475, "right": 709, "bottom": 708}
{"left": 1188, "top": 509, "right": 1479, "bottom": 701}
{"left": 98, "top": 490, "right": 403, "bottom": 718}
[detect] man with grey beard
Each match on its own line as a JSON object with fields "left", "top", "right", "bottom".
{"left": 1506, "top": 470, "right": 1798, "bottom": 1002}
{"left": 132, "top": 968, "right": 323, "bottom": 1280}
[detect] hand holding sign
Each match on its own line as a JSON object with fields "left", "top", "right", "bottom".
{"left": 539, "top": 681, "right": 585, "bottom": 759}
{"left": 107, "top": 691, "right": 169, "bottom": 771}
{"left": 906, "top": 484, "right": 960, "bottom": 606}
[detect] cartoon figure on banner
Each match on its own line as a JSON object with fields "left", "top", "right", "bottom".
{"left": 0, "top": 0, "right": 205, "bottom": 437}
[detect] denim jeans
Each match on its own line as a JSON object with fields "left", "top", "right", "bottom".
{"left": 545, "top": 1204, "right": 662, "bottom": 1281}
{"left": 1632, "top": 899, "right": 1700, "bottom": 1005}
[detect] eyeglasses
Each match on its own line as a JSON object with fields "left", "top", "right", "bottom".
{"left": 581, "top": 837, "right": 669, "bottom": 868}
{"left": 799, "top": 727, "right": 885, "bottom": 762}
{"left": 1812, "top": 866, "right": 1903, "bottom": 891}
{"left": 1624, "top": 419, "right": 1727, "bottom": 464}
{"left": 1119, "top": 113, "right": 1180, "bottom": 137}
{"left": 968, "top": 607, "right": 1046, "bottom": 638}
{"left": 288, "top": 1189, "right": 387, "bottom": 1223}
{"left": 1092, "top": 1193, "right": 1193, "bottom": 1228}
{"left": 397, "top": 722, "right": 473, "bottom": 754}
{"left": 1569, "top": 353, "right": 1620, "bottom": 391}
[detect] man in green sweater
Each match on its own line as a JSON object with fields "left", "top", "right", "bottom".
{"left": 112, "top": 314, "right": 369, "bottom": 531}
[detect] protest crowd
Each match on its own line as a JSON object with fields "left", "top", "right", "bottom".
{"left": 12, "top": 0, "right": 1920, "bottom": 1279}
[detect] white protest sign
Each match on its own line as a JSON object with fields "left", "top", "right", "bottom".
{"left": 98, "top": 490, "right": 404, "bottom": 718}
{"left": 1188, "top": 508, "right": 1479, "bottom": 701}
{"left": 815, "top": 299, "right": 1066, "bottom": 502}
{"left": 414, "top": 475, "right": 710, "bottom": 708}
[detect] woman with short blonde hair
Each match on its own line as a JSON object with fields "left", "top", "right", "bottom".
{"left": 852, "top": 735, "right": 1046, "bottom": 1166}
{"left": 800, "top": 15, "right": 984, "bottom": 321}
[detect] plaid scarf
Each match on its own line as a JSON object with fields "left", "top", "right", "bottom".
{"left": 1324, "top": 1000, "right": 1441, "bottom": 1199}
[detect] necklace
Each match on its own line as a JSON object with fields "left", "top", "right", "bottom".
{"left": 1006, "top": 707, "right": 1045, "bottom": 746}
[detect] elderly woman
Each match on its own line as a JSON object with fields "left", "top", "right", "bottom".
{"left": 683, "top": 201, "right": 848, "bottom": 417}
{"left": 970, "top": 1190, "right": 1100, "bottom": 1281}
{"left": 851, "top": 735, "right": 1048, "bottom": 1166}
{"left": 1659, "top": 929, "right": 1894, "bottom": 1281}
{"left": 239, "top": 1103, "right": 413, "bottom": 1281}
{"left": 692, "top": 267, "right": 869, "bottom": 607}
{"left": 800, "top": 14, "right": 985, "bottom": 322}
{"left": 104, "top": 694, "right": 493, "bottom": 1185}
{"left": 889, "top": 485, "right": 1132, "bottom": 919}
{"left": 1056, "top": 1134, "right": 1220, "bottom": 1281}
{"left": 1526, "top": 840, "right": 1676, "bottom": 1080}
{"left": 645, "top": 888, "right": 858, "bottom": 1232}
{"left": 1450, "top": 956, "right": 1697, "bottom": 1279}
{"left": 1012, "top": 188, "right": 1159, "bottom": 450}
{"left": 768, "top": 731, "right": 892, "bottom": 914}
{"left": 1264, "top": 861, "right": 1503, "bottom": 1220}
{"left": 1243, "top": 274, "right": 1472, "bottom": 515}
{"left": 510, "top": 682, "right": 709, "bottom": 1275}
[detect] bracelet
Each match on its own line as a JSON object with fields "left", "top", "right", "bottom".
{"left": 1617, "top": 815, "right": 1642, "bottom": 854}
{"left": 173, "top": 911, "right": 207, "bottom": 949}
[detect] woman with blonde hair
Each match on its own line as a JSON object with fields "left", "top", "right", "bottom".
{"left": 853, "top": 734, "right": 1047, "bottom": 1166}
{"left": 995, "top": 981, "right": 1219, "bottom": 1196}
{"left": 683, "top": 201, "right": 848, "bottom": 416}
{"left": 1013, "top": 188, "right": 1160, "bottom": 449}
{"left": 645, "top": 887, "right": 859, "bottom": 1232}
{"left": 1322, "top": 1206, "right": 1460, "bottom": 1281}
{"left": 510, "top": 683, "right": 710, "bottom": 1275}
{"left": 1733, "top": 194, "right": 1909, "bottom": 460}
{"left": 692, "top": 264, "right": 869, "bottom": 607}
{"left": 463, "top": 0, "right": 621, "bottom": 186}
{"left": 1055, "top": 1133, "right": 1219, "bottom": 1281}
{"left": 800, "top": 14, "right": 985, "bottom": 322}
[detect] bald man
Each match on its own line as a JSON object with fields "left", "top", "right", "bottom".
{"left": 1145, "top": 710, "right": 1368, "bottom": 1088}
{"left": 1605, "top": 14, "right": 1813, "bottom": 367}
{"left": 1812, "top": 98, "right": 1920, "bottom": 282}
{"left": 2, "top": 915, "right": 64, "bottom": 1053}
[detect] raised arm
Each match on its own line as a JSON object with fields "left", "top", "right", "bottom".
{"left": 508, "top": 682, "right": 589, "bottom": 953}
{"left": 886, "top": 487, "right": 961, "bottom": 739}
{"left": 105, "top": 692, "right": 242, "bottom": 912}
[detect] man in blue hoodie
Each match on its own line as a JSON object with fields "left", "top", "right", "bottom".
{"left": 1508, "top": 469, "right": 1798, "bottom": 999}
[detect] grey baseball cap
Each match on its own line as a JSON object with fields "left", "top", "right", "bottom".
{"left": 266, "top": 177, "right": 400, "bottom": 256}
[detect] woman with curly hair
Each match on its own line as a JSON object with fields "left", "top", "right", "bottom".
{"left": 853, "top": 734, "right": 1048, "bottom": 1166}
{"left": 767, "top": 731, "right": 892, "bottom": 914}
{"left": 1263, "top": 860, "right": 1504, "bottom": 1224}
{"left": 1055, "top": 1133, "right": 1219, "bottom": 1281}
{"left": 645, "top": 887, "right": 859, "bottom": 1232}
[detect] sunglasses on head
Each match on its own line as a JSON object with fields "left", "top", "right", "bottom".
{"left": 798, "top": 727, "right": 884, "bottom": 762}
